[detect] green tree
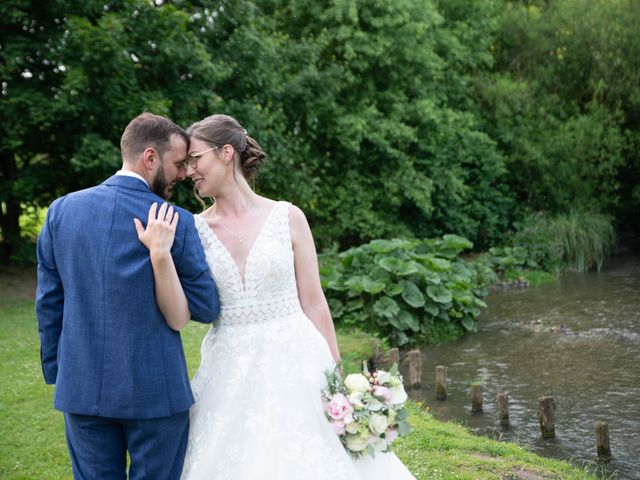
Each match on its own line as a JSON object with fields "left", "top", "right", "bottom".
{"left": 491, "top": 0, "right": 638, "bottom": 225}
{"left": 193, "top": 0, "right": 513, "bottom": 248}
{"left": 0, "top": 0, "right": 219, "bottom": 260}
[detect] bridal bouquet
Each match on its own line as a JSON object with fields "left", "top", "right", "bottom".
{"left": 322, "top": 362, "right": 412, "bottom": 459}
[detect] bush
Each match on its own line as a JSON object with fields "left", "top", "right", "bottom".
{"left": 512, "top": 211, "right": 616, "bottom": 273}
{"left": 320, "top": 235, "right": 490, "bottom": 347}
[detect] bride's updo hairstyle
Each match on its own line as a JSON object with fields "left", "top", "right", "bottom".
{"left": 187, "top": 114, "right": 266, "bottom": 186}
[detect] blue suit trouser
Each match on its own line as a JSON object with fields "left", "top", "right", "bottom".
{"left": 63, "top": 411, "right": 189, "bottom": 480}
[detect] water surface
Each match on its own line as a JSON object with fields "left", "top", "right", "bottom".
{"left": 412, "top": 254, "right": 640, "bottom": 479}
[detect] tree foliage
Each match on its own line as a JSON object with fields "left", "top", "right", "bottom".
{"left": 1, "top": 0, "right": 638, "bottom": 261}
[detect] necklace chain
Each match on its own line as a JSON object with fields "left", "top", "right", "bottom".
{"left": 214, "top": 215, "right": 245, "bottom": 244}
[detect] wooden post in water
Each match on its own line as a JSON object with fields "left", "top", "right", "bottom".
{"left": 471, "top": 383, "right": 483, "bottom": 413}
{"left": 387, "top": 347, "right": 400, "bottom": 368}
{"left": 595, "top": 421, "right": 612, "bottom": 461}
{"left": 497, "top": 392, "right": 510, "bottom": 425}
{"left": 406, "top": 349, "right": 422, "bottom": 387}
{"left": 538, "top": 396, "right": 556, "bottom": 439}
{"left": 435, "top": 365, "right": 447, "bottom": 400}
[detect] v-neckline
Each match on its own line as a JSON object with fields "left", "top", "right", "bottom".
{"left": 202, "top": 202, "right": 281, "bottom": 291}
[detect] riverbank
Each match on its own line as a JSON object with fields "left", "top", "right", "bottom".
{"left": 419, "top": 253, "right": 640, "bottom": 479}
{"left": 1, "top": 297, "right": 597, "bottom": 479}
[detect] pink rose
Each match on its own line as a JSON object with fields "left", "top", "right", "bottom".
{"left": 373, "top": 386, "right": 392, "bottom": 402}
{"left": 325, "top": 393, "right": 353, "bottom": 420}
{"left": 385, "top": 428, "right": 398, "bottom": 445}
{"left": 330, "top": 420, "right": 346, "bottom": 435}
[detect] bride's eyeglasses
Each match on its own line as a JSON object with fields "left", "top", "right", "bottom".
{"left": 183, "top": 145, "right": 223, "bottom": 169}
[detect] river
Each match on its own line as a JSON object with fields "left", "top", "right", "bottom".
{"left": 411, "top": 252, "right": 640, "bottom": 479}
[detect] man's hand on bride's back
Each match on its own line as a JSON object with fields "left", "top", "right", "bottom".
{"left": 134, "top": 202, "right": 179, "bottom": 254}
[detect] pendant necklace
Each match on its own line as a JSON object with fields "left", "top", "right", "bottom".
{"left": 214, "top": 215, "right": 246, "bottom": 244}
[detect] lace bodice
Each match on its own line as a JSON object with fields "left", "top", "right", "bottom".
{"left": 194, "top": 201, "right": 300, "bottom": 326}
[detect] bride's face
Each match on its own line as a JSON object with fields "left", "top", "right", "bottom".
{"left": 186, "top": 137, "right": 231, "bottom": 197}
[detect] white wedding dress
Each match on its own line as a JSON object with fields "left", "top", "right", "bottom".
{"left": 181, "top": 201, "right": 415, "bottom": 480}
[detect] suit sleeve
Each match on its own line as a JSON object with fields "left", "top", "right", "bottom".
{"left": 35, "top": 205, "right": 64, "bottom": 384}
{"left": 174, "top": 214, "right": 220, "bottom": 324}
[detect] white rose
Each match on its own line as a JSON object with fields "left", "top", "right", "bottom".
{"left": 389, "top": 384, "right": 407, "bottom": 404}
{"left": 345, "top": 421, "right": 359, "bottom": 434}
{"left": 345, "top": 434, "right": 369, "bottom": 452}
{"left": 368, "top": 413, "right": 389, "bottom": 435}
{"left": 344, "top": 373, "right": 371, "bottom": 393}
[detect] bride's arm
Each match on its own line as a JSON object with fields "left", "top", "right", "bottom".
{"left": 134, "top": 202, "right": 191, "bottom": 331}
{"left": 289, "top": 205, "right": 341, "bottom": 364}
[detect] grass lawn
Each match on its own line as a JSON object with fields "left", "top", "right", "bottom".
{"left": 1, "top": 300, "right": 597, "bottom": 479}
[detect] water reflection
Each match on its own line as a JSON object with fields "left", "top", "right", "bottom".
{"left": 413, "top": 254, "right": 640, "bottom": 479}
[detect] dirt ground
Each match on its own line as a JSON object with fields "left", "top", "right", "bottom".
{"left": 0, "top": 265, "right": 37, "bottom": 301}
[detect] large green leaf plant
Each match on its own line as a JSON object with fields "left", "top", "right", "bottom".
{"left": 320, "top": 234, "right": 490, "bottom": 346}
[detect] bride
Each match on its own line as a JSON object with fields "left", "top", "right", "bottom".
{"left": 137, "top": 114, "right": 416, "bottom": 479}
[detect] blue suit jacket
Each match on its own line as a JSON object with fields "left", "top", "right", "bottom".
{"left": 36, "top": 175, "right": 219, "bottom": 419}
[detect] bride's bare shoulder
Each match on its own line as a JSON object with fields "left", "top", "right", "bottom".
{"left": 197, "top": 205, "right": 216, "bottom": 223}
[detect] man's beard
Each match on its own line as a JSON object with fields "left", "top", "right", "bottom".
{"left": 151, "top": 159, "right": 171, "bottom": 199}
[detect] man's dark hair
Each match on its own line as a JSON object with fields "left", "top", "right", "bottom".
{"left": 120, "top": 112, "right": 188, "bottom": 160}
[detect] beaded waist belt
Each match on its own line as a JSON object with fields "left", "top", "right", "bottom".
{"left": 218, "top": 295, "right": 303, "bottom": 326}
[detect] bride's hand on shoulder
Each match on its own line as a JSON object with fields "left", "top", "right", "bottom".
{"left": 134, "top": 202, "right": 179, "bottom": 255}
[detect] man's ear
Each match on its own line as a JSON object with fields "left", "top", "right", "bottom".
{"left": 142, "top": 147, "right": 157, "bottom": 171}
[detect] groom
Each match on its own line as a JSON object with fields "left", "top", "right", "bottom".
{"left": 36, "top": 112, "right": 219, "bottom": 479}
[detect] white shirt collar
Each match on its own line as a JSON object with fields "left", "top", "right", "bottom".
{"left": 115, "top": 169, "right": 149, "bottom": 188}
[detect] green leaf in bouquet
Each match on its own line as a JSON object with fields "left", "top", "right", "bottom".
{"left": 373, "top": 296, "right": 400, "bottom": 318}
{"left": 397, "top": 419, "right": 413, "bottom": 436}
{"left": 396, "top": 407, "right": 409, "bottom": 421}
{"left": 426, "top": 285, "right": 453, "bottom": 304}
{"left": 366, "top": 444, "right": 376, "bottom": 458}
{"left": 400, "top": 280, "right": 425, "bottom": 308}
{"left": 368, "top": 398, "right": 385, "bottom": 411}
{"left": 389, "top": 363, "right": 399, "bottom": 375}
